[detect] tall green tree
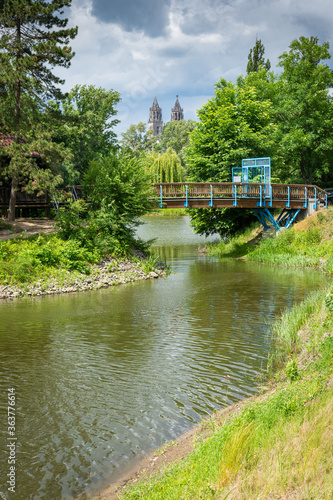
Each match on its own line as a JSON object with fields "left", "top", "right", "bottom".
{"left": 159, "top": 119, "right": 196, "bottom": 162}
{"left": 120, "top": 122, "right": 157, "bottom": 157}
{"left": 186, "top": 78, "right": 277, "bottom": 182}
{"left": 49, "top": 84, "right": 120, "bottom": 182}
{"left": 276, "top": 36, "right": 333, "bottom": 184}
{"left": 247, "top": 38, "right": 271, "bottom": 74}
{"left": 185, "top": 77, "right": 277, "bottom": 236}
{"left": 0, "top": 0, "right": 77, "bottom": 220}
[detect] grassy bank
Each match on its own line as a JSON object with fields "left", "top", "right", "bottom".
{"left": 111, "top": 209, "right": 333, "bottom": 499}
{"left": 0, "top": 229, "right": 166, "bottom": 298}
{"left": 148, "top": 208, "right": 188, "bottom": 216}
{"left": 115, "top": 286, "right": 333, "bottom": 500}
{"left": 208, "top": 208, "right": 333, "bottom": 273}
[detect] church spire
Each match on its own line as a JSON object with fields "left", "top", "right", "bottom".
{"left": 171, "top": 95, "right": 184, "bottom": 121}
{"left": 148, "top": 97, "right": 163, "bottom": 136}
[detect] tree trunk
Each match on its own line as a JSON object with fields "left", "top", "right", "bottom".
{"left": 7, "top": 175, "right": 18, "bottom": 222}
{"left": 7, "top": 18, "right": 22, "bottom": 223}
{"left": 299, "top": 153, "right": 310, "bottom": 185}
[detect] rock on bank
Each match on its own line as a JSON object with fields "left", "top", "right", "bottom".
{"left": 0, "top": 257, "right": 166, "bottom": 300}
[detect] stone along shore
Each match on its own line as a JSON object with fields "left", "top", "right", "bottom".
{"left": 0, "top": 257, "right": 166, "bottom": 299}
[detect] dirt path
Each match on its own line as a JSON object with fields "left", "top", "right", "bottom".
{"left": 0, "top": 218, "right": 56, "bottom": 241}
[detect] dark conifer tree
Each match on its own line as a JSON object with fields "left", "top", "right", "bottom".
{"left": 0, "top": 0, "right": 78, "bottom": 220}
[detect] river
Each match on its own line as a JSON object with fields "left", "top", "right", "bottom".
{"left": 0, "top": 216, "right": 326, "bottom": 499}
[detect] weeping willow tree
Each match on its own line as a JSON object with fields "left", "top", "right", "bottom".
{"left": 143, "top": 148, "right": 185, "bottom": 183}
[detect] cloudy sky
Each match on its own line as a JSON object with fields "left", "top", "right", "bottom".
{"left": 58, "top": 0, "right": 333, "bottom": 137}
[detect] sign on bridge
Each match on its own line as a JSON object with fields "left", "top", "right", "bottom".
{"left": 232, "top": 157, "right": 271, "bottom": 196}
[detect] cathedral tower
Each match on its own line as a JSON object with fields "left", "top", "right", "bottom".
{"left": 171, "top": 96, "right": 184, "bottom": 121}
{"left": 148, "top": 97, "right": 163, "bottom": 136}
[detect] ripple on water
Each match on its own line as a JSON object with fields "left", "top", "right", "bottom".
{"left": 0, "top": 216, "right": 327, "bottom": 499}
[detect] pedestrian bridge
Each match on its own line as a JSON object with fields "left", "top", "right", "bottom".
{"left": 152, "top": 182, "right": 328, "bottom": 230}
{"left": 0, "top": 181, "right": 328, "bottom": 232}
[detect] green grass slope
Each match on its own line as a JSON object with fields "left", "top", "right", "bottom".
{"left": 117, "top": 209, "right": 333, "bottom": 499}
{"left": 119, "top": 288, "right": 333, "bottom": 500}
{"left": 209, "top": 208, "right": 333, "bottom": 273}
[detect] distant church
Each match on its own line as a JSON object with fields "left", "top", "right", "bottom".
{"left": 148, "top": 96, "right": 184, "bottom": 137}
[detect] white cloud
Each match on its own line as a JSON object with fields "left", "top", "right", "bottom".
{"left": 56, "top": 0, "right": 333, "bottom": 136}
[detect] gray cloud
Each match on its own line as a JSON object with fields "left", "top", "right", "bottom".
{"left": 291, "top": 13, "right": 333, "bottom": 42}
{"left": 175, "top": 0, "right": 233, "bottom": 36}
{"left": 91, "top": 0, "right": 172, "bottom": 37}
{"left": 64, "top": 0, "right": 333, "bottom": 136}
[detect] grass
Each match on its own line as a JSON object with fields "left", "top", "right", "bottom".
{"left": 0, "top": 231, "right": 166, "bottom": 289}
{"left": 207, "top": 224, "right": 259, "bottom": 259}
{"left": 118, "top": 286, "right": 333, "bottom": 499}
{"left": 208, "top": 208, "right": 333, "bottom": 273}
{"left": 148, "top": 208, "right": 188, "bottom": 216}
{"left": 0, "top": 233, "right": 100, "bottom": 285}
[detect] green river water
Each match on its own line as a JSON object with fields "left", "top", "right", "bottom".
{"left": 0, "top": 216, "right": 327, "bottom": 499}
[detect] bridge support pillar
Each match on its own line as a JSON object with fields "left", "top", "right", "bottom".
{"left": 252, "top": 208, "right": 301, "bottom": 232}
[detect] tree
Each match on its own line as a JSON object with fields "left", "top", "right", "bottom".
{"left": 79, "top": 153, "right": 154, "bottom": 254}
{"left": 49, "top": 84, "right": 120, "bottom": 183}
{"left": 276, "top": 36, "right": 333, "bottom": 185}
{"left": 247, "top": 38, "right": 271, "bottom": 74}
{"left": 142, "top": 148, "right": 185, "bottom": 183}
{"left": 120, "top": 122, "right": 157, "bottom": 157}
{"left": 185, "top": 77, "right": 277, "bottom": 236}
{"left": 0, "top": 0, "right": 77, "bottom": 220}
{"left": 186, "top": 78, "right": 277, "bottom": 183}
{"left": 159, "top": 119, "right": 196, "bottom": 164}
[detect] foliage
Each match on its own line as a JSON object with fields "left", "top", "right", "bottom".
{"left": 285, "top": 358, "right": 299, "bottom": 381}
{"left": 142, "top": 148, "right": 185, "bottom": 183}
{"left": 0, "top": 0, "right": 77, "bottom": 220}
{"left": 49, "top": 84, "right": 120, "bottom": 182}
{"left": 276, "top": 36, "right": 333, "bottom": 185}
{"left": 55, "top": 198, "right": 88, "bottom": 241}
{"left": 120, "top": 122, "right": 157, "bottom": 157}
{"left": 157, "top": 119, "right": 196, "bottom": 164}
{"left": 54, "top": 153, "right": 153, "bottom": 254}
{"left": 325, "top": 289, "right": 333, "bottom": 312}
{"left": 189, "top": 207, "right": 257, "bottom": 238}
{"left": 0, "top": 233, "right": 99, "bottom": 284}
{"left": 140, "top": 255, "right": 161, "bottom": 274}
{"left": 186, "top": 78, "right": 277, "bottom": 183}
{"left": 247, "top": 38, "right": 271, "bottom": 73}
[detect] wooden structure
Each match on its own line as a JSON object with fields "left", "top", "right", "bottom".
{"left": 152, "top": 182, "right": 327, "bottom": 209}
{"left": 0, "top": 187, "right": 51, "bottom": 218}
{"left": 0, "top": 181, "right": 328, "bottom": 230}
{"left": 152, "top": 182, "right": 328, "bottom": 230}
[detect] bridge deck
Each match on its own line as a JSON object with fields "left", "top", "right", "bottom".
{"left": 0, "top": 182, "right": 328, "bottom": 217}
{"left": 152, "top": 182, "right": 327, "bottom": 210}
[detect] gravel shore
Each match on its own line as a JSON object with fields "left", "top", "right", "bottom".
{"left": 0, "top": 256, "right": 166, "bottom": 300}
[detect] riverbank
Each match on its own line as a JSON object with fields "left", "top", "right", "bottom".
{"left": 148, "top": 208, "right": 188, "bottom": 216}
{"left": 94, "top": 286, "right": 333, "bottom": 500}
{"left": 0, "top": 219, "right": 166, "bottom": 300}
{"left": 208, "top": 207, "right": 333, "bottom": 273}
{"left": 92, "top": 210, "right": 333, "bottom": 500}
{"left": 0, "top": 255, "right": 165, "bottom": 299}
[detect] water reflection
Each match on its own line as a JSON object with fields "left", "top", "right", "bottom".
{"left": 0, "top": 217, "right": 326, "bottom": 499}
